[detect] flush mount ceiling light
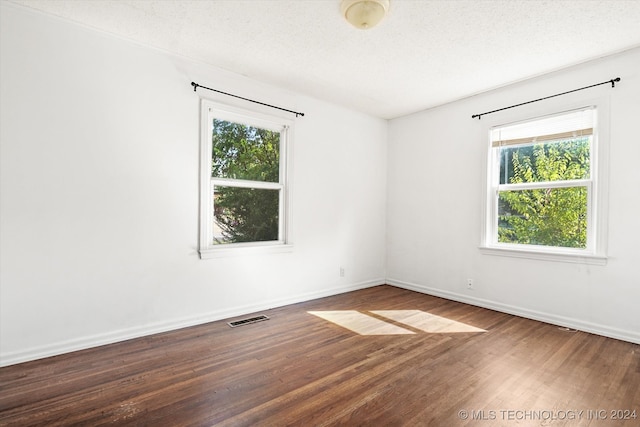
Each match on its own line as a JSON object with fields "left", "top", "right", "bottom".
{"left": 340, "top": 0, "right": 390, "bottom": 30}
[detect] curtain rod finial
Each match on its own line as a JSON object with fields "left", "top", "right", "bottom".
{"left": 191, "top": 82, "right": 198, "bottom": 92}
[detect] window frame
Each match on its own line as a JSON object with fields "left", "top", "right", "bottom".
{"left": 480, "top": 100, "right": 609, "bottom": 265}
{"left": 199, "top": 99, "right": 293, "bottom": 259}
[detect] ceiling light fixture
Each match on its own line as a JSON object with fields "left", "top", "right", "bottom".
{"left": 340, "top": 0, "right": 390, "bottom": 30}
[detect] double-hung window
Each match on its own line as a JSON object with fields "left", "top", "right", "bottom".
{"left": 483, "top": 106, "right": 607, "bottom": 263}
{"left": 199, "top": 100, "right": 291, "bottom": 258}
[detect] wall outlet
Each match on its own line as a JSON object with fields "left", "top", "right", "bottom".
{"left": 340, "top": 266, "right": 345, "bottom": 277}
{"left": 467, "top": 278, "right": 474, "bottom": 290}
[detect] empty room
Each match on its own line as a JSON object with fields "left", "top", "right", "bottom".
{"left": 1, "top": 1, "right": 639, "bottom": 425}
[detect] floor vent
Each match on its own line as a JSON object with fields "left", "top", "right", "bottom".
{"left": 228, "top": 315, "right": 269, "bottom": 328}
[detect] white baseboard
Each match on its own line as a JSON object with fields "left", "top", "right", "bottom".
{"left": 6, "top": 276, "right": 634, "bottom": 367}
{"left": 0, "top": 278, "right": 384, "bottom": 367}
{"left": 386, "top": 278, "right": 640, "bottom": 345}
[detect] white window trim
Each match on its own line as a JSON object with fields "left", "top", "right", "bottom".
{"left": 479, "top": 96, "right": 610, "bottom": 265}
{"left": 198, "top": 99, "right": 294, "bottom": 259}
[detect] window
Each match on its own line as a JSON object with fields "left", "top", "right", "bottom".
{"left": 482, "top": 106, "right": 607, "bottom": 264}
{"left": 199, "top": 100, "right": 292, "bottom": 258}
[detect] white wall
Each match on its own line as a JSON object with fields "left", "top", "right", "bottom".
{"left": 387, "top": 47, "right": 640, "bottom": 344}
{"left": 0, "top": 4, "right": 387, "bottom": 366}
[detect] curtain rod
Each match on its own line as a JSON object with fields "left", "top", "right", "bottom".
{"left": 471, "top": 77, "right": 620, "bottom": 120}
{"left": 191, "top": 82, "right": 305, "bottom": 117}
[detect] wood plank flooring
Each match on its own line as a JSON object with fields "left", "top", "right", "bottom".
{"left": 1, "top": 285, "right": 638, "bottom": 426}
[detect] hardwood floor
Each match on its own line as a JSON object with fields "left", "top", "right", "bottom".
{"left": 1, "top": 285, "right": 638, "bottom": 426}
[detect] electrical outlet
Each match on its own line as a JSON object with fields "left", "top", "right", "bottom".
{"left": 340, "top": 266, "right": 345, "bottom": 277}
{"left": 467, "top": 278, "right": 474, "bottom": 290}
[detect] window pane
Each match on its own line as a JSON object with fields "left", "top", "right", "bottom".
{"left": 498, "top": 187, "right": 587, "bottom": 248}
{"left": 211, "top": 119, "right": 280, "bottom": 182}
{"left": 491, "top": 108, "right": 594, "bottom": 146}
{"left": 213, "top": 186, "right": 279, "bottom": 244}
{"left": 498, "top": 137, "right": 590, "bottom": 185}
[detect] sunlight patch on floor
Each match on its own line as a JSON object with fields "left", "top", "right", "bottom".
{"left": 307, "top": 310, "right": 415, "bottom": 335}
{"left": 371, "top": 310, "right": 486, "bottom": 333}
{"left": 308, "top": 310, "right": 486, "bottom": 335}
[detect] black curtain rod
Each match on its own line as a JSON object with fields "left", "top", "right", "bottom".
{"left": 191, "top": 82, "right": 305, "bottom": 117}
{"left": 471, "top": 77, "right": 620, "bottom": 120}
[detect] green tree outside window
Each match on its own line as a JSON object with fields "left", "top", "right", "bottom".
{"left": 498, "top": 138, "right": 590, "bottom": 248}
{"left": 211, "top": 119, "right": 281, "bottom": 244}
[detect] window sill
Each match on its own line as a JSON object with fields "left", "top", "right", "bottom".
{"left": 199, "top": 243, "right": 293, "bottom": 259}
{"left": 479, "top": 245, "right": 607, "bottom": 265}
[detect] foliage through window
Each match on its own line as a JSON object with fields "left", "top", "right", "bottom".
{"left": 199, "top": 101, "right": 290, "bottom": 256}
{"left": 212, "top": 119, "right": 282, "bottom": 244}
{"left": 486, "top": 108, "right": 597, "bottom": 253}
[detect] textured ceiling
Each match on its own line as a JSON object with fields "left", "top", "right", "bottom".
{"left": 8, "top": 0, "right": 640, "bottom": 119}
